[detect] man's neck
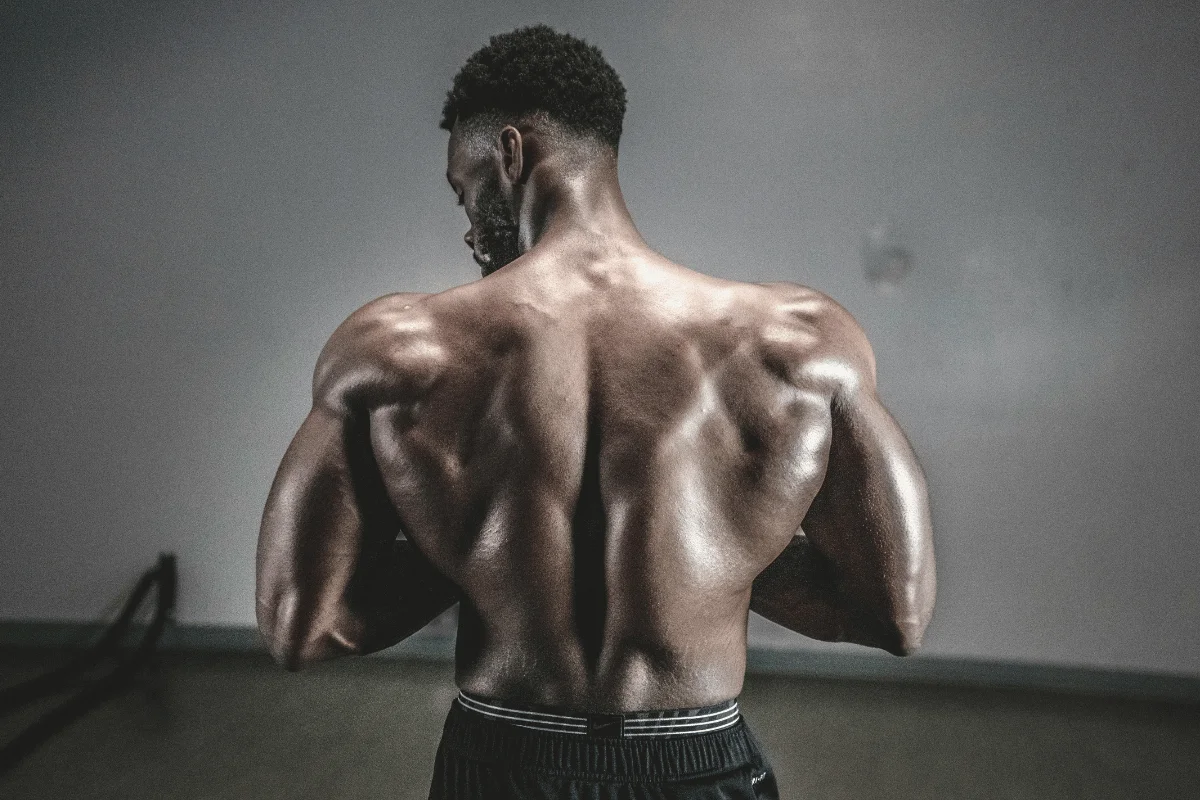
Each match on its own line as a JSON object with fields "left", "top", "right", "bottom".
{"left": 516, "top": 154, "right": 649, "bottom": 261}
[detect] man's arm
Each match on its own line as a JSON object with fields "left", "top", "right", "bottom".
{"left": 751, "top": 305, "right": 935, "bottom": 656}
{"left": 255, "top": 306, "right": 460, "bottom": 670}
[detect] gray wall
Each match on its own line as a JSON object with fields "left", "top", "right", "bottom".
{"left": 2, "top": 0, "right": 1197, "bottom": 675}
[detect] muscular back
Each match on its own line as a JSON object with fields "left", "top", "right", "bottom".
{"left": 329, "top": 256, "right": 862, "bottom": 710}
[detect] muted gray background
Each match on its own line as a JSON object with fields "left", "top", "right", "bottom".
{"left": 1, "top": 0, "right": 1197, "bottom": 676}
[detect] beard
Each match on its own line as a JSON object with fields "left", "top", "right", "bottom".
{"left": 473, "top": 173, "right": 521, "bottom": 276}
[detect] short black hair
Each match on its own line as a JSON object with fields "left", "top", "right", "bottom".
{"left": 440, "top": 25, "right": 627, "bottom": 151}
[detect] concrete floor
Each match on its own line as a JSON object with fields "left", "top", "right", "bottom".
{"left": 0, "top": 649, "right": 1197, "bottom": 799}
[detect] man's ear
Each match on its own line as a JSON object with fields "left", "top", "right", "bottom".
{"left": 498, "top": 125, "right": 524, "bottom": 185}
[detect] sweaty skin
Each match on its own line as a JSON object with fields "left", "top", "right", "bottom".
{"left": 256, "top": 117, "right": 935, "bottom": 713}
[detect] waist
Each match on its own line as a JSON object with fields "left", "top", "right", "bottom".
{"left": 454, "top": 689, "right": 741, "bottom": 738}
{"left": 440, "top": 690, "right": 759, "bottom": 780}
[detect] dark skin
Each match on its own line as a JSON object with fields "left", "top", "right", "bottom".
{"left": 256, "top": 115, "right": 936, "bottom": 711}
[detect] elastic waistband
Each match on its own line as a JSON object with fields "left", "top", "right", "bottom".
{"left": 455, "top": 690, "right": 741, "bottom": 738}
{"left": 441, "top": 692, "right": 758, "bottom": 779}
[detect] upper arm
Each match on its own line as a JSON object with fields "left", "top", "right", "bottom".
{"left": 255, "top": 399, "right": 381, "bottom": 666}
{"left": 797, "top": 299, "right": 935, "bottom": 647}
{"left": 256, "top": 297, "right": 423, "bottom": 664}
{"left": 272, "top": 298, "right": 413, "bottom": 543}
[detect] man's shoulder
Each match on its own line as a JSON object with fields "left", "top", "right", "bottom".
{"left": 752, "top": 281, "right": 876, "bottom": 391}
{"left": 325, "top": 292, "right": 440, "bottom": 359}
{"left": 312, "top": 292, "right": 447, "bottom": 411}
{"left": 341, "top": 291, "right": 434, "bottom": 325}
{"left": 755, "top": 281, "right": 847, "bottom": 323}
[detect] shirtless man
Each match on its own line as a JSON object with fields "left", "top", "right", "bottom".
{"left": 256, "top": 24, "right": 935, "bottom": 799}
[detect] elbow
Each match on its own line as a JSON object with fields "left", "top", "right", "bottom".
{"left": 256, "top": 590, "right": 345, "bottom": 671}
{"left": 263, "top": 629, "right": 313, "bottom": 672}
{"left": 869, "top": 610, "right": 928, "bottom": 657}
{"left": 256, "top": 591, "right": 306, "bottom": 671}
{"left": 884, "top": 616, "right": 927, "bottom": 657}
{"left": 849, "top": 601, "right": 931, "bottom": 656}
{"left": 884, "top": 571, "right": 936, "bottom": 657}
{"left": 266, "top": 640, "right": 308, "bottom": 672}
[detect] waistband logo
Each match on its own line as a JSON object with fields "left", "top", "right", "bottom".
{"left": 586, "top": 714, "right": 625, "bottom": 738}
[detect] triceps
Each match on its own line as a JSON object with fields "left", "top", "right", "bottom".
{"left": 793, "top": 384, "right": 936, "bottom": 654}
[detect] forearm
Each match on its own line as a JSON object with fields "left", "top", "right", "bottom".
{"left": 750, "top": 536, "right": 916, "bottom": 655}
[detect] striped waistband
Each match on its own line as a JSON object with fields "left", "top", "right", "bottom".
{"left": 455, "top": 690, "right": 741, "bottom": 738}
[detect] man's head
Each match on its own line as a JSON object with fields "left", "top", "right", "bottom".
{"left": 441, "top": 25, "right": 627, "bottom": 275}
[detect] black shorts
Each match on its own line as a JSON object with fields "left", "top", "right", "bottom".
{"left": 428, "top": 690, "right": 780, "bottom": 799}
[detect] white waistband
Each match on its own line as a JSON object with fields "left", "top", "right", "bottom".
{"left": 456, "top": 691, "right": 742, "bottom": 738}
